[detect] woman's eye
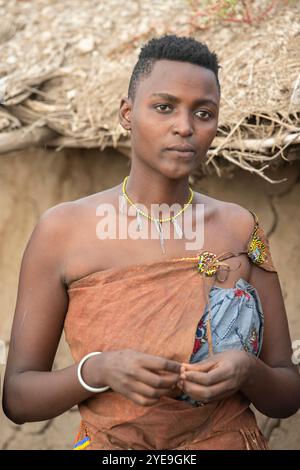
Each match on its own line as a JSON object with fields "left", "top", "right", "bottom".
{"left": 196, "top": 110, "right": 211, "bottom": 120}
{"left": 154, "top": 105, "right": 211, "bottom": 119}
{"left": 155, "top": 104, "right": 171, "bottom": 112}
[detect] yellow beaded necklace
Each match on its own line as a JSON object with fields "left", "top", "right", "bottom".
{"left": 120, "top": 176, "right": 194, "bottom": 254}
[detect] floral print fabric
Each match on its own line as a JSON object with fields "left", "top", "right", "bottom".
{"left": 178, "top": 277, "right": 264, "bottom": 406}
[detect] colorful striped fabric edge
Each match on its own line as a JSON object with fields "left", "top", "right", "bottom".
{"left": 73, "top": 435, "right": 91, "bottom": 450}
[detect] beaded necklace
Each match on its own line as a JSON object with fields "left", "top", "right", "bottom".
{"left": 119, "top": 175, "right": 194, "bottom": 254}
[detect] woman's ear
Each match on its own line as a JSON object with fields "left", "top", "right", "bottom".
{"left": 119, "top": 96, "right": 132, "bottom": 131}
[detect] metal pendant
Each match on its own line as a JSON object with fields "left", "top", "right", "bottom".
{"left": 172, "top": 217, "right": 183, "bottom": 238}
{"left": 154, "top": 219, "right": 166, "bottom": 254}
{"left": 136, "top": 209, "right": 143, "bottom": 231}
{"left": 119, "top": 193, "right": 127, "bottom": 215}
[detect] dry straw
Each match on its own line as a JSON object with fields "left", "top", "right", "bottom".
{"left": 0, "top": 0, "right": 299, "bottom": 183}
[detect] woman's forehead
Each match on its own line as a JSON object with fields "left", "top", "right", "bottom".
{"left": 135, "top": 60, "right": 219, "bottom": 103}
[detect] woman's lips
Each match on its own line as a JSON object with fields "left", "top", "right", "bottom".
{"left": 165, "top": 149, "right": 195, "bottom": 158}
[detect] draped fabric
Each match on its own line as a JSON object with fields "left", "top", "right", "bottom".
{"left": 64, "top": 210, "right": 276, "bottom": 450}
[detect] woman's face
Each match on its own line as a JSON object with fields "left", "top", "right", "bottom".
{"left": 119, "top": 59, "right": 220, "bottom": 179}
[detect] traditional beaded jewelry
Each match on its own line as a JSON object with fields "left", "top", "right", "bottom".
{"left": 119, "top": 175, "right": 194, "bottom": 254}
{"left": 197, "top": 251, "right": 220, "bottom": 277}
{"left": 73, "top": 421, "right": 91, "bottom": 450}
{"left": 246, "top": 211, "right": 268, "bottom": 266}
{"left": 247, "top": 231, "right": 267, "bottom": 265}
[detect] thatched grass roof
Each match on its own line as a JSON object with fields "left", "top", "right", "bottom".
{"left": 0, "top": 0, "right": 299, "bottom": 183}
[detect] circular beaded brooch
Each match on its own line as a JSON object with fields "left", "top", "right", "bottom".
{"left": 197, "top": 251, "right": 220, "bottom": 277}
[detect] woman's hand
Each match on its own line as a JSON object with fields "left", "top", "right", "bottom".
{"left": 98, "top": 349, "right": 182, "bottom": 407}
{"left": 177, "top": 349, "right": 253, "bottom": 404}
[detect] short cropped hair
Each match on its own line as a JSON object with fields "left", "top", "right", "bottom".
{"left": 127, "top": 34, "right": 221, "bottom": 102}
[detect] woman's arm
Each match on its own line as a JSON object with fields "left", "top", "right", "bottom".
{"left": 3, "top": 203, "right": 182, "bottom": 424}
{"left": 240, "top": 265, "right": 300, "bottom": 418}
{"left": 2, "top": 203, "right": 109, "bottom": 424}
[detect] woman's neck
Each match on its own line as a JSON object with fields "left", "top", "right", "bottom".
{"left": 124, "top": 172, "right": 192, "bottom": 209}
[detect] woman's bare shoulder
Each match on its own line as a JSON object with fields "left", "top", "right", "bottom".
{"left": 33, "top": 186, "right": 121, "bottom": 267}
{"left": 195, "top": 192, "right": 253, "bottom": 222}
{"left": 39, "top": 185, "right": 120, "bottom": 226}
{"left": 218, "top": 200, "right": 255, "bottom": 246}
{"left": 195, "top": 192, "right": 255, "bottom": 245}
{"left": 70, "top": 184, "right": 122, "bottom": 206}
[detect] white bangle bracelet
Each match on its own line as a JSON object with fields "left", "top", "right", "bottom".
{"left": 77, "top": 351, "right": 110, "bottom": 393}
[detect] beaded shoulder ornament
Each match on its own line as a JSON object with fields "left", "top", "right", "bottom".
{"left": 196, "top": 210, "right": 273, "bottom": 278}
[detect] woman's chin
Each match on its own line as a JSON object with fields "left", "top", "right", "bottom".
{"left": 159, "top": 165, "right": 194, "bottom": 180}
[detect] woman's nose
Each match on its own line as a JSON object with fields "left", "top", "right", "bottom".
{"left": 172, "top": 112, "right": 193, "bottom": 136}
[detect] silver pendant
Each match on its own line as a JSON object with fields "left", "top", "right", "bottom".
{"left": 120, "top": 193, "right": 127, "bottom": 215}
{"left": 172, "top": 217, "right": 183, "bottom": 238}
{"left": 154, "top": 219, "right": 166, "bottom": 254}
{"left": 136, "top": 209, "right": 143, "bottom": 231}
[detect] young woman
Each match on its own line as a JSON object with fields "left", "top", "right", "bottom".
{"left": 3, "top": 35, "right": 300, "bottom": 450}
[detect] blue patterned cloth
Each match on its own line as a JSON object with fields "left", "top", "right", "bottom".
{"left": 177, "top": 277, "right": 264, "bottom": 406}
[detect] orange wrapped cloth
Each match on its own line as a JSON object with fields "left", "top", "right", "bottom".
{"left": 65, "top": 210, "right": 276, "bottom": 450}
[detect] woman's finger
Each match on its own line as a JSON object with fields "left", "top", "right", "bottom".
{"left": 181, "top": 359, "right": 218, "bottom": 373}
{"left": 128, "top": 390, "right": 160, "bottom": 407}
{"left": 135, "top": 368, "right": 180, "bottom": 389}
{"left": 183, "top": 365, "right": 230, "bottom": 386}
{"left": 140, "top": 354, "right": 181, "bottom": 374}
{"left": 130, "top": 379, "right": 173, "bottom": 399}
{"left": 125, "top": 368, "right": 179, "bottom": 399}
{"left": 182, "top": 378, "right": 236, "bottom": 403}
